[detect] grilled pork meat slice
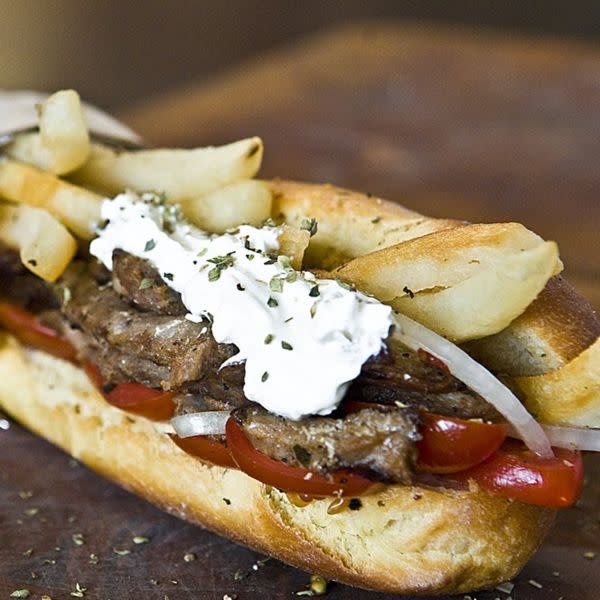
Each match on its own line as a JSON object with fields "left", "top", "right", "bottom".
{"left": 234, "top": 405, "right": 420, "bottom": 483}
{"left": 350, "top": 336, "right": 502, "bottom": 422}
{"left": 111, "top": 249, "right": 186, "bottom": 315}
{"left": 58, "top": 263, "right": 246, "bottom": 407}
{"left": 0, "top": 244, "right": 58, "bottom": 312}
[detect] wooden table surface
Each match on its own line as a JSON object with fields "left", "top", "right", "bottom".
{"left": 2, "top": 22, "right": 600, "bottom": 600}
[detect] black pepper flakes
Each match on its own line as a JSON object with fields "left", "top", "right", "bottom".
{"left": 348, "top": 498, "right": 362, "bottom": 511}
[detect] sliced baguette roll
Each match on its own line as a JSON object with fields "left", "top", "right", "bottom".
{"left": 0, "top": 335, "right": 555, "bottom": 596}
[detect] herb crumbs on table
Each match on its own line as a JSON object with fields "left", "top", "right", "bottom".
{"left": 70, "top": 582, "right": 87, "bottom": 598}
{"left": 72, "top": 532, "right": 85, "bottom": 546}
{"left": 133, "top": 535, "right": 150, "bottom": 544}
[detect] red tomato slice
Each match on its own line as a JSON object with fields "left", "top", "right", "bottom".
{"left": 345, "top": 400, "right": 508, "bottom": 474}
{"left": 417, "top": 412, "right": 509, "bottom": 474}
{"left": 226, "top": 417, "right": 373, "bottom": 496}
{"left": 105, "top": 383, "right": 175, "bottom": 421}
{"left": 83, "top": 361, "right": 175, "bottom": 421}
{"left": 452, "top": 440, "right": 584, "bottom": 508}
{"left": 170, "top": 434, "right": 236, "bottom": 468}
{"left": 0, "top": 302, "right": 77, "bottom": 362}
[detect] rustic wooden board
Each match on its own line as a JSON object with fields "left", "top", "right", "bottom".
{"left": 2, "top": 22, "right": 600, "bottom": 599}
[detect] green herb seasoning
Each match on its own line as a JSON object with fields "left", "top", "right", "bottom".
{"left": 269, "top": 277, "right": 284, "bottom": 293}
{"left": 300, "top": 217, "right": 318, "bottom": 237}
{"left": 138, "top": 278, "right": 154, "bottom": 290}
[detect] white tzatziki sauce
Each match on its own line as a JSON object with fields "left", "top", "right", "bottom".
{"left": 90, "top": 192, "right": 392, "bottom": 419}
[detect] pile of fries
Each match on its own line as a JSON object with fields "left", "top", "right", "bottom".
{"left": 0, "top": 89, "right": 561, "bottom": 345}
{"left": 0, "top": 90, "right": 269, "bottom": 282}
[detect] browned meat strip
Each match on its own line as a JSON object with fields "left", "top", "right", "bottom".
{"left": 0, "top": 244, "right": 58, "bottom": 312}
{"left": 350, "top": 336, "right": 502, "bottom": 422}
{"left": 0, "top": 242, "right": 24, "bottom": 275}
{"left": 111, "top": 249, "right": 186, "bottom": 315}
{"left": 234, "top": 405, "right": 420, "bottom": 483}
{"left": 58, "top": 263, "right": 245, "bottom": 407}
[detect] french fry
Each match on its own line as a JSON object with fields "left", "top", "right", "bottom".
{"left": 0, "top": 159, "right": 101, "bottom": 240}
{"left": 278, "top": 225, "right": 310, "bottom": 270}
{"left": 335, "top": 223, "right": 562, "bottom": 342}
{"left": 73, "top": 137, "right": 263, "bottom": 201}
{"left": 6, "top": 91, "right": 91, "bottom": 175}
{"left": 0, "top": 203, "right": 77, "bottom": 282}
{"left": 181, "top": 179, "right": 272, "bottom": 233}
{"left": 38, "top": 90, "right": 91, "bottom": 174}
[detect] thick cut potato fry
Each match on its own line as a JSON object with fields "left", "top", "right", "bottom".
{"left": 278, "top": 225, "right": 311, "bottom": 270}
{"left": 7, "top": 91, "right": 91, "bottom": 175}
{"left": 516, "top": 338, "right": 600, "bottom": 427}
{"left": 0, "top": 159, "right": 101, "bottom": 240}
{"left": 269, "top": 180, "right": 459, "bottom": 269}
{"left": 73, "top": 137, "right": 263, "bottom": 201}
{"left": 181, "top": 179, "right": 272, "bottom": 233}
{"left": 0, "top": 203, "right": 77, "bottom": 282}
{"left": 39, "top": 89, "right": 91, "bottom": 174}
{"left": 335, "top": 223, "right": 562, "bottom": 342}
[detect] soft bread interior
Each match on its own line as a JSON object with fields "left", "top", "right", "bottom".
{"left": 0, "top": 334, "right": 554, "bottom": 595}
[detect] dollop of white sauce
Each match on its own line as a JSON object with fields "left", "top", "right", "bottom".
{"left": 90, "top": 192, "right": 392, "bottom": 419}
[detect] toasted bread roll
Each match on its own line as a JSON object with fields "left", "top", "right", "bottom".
{"left": 0, "top": 336, "right": 554, "bottom": 596}
{"left": 269, "top": 179, "right": 459, "bottom": 269}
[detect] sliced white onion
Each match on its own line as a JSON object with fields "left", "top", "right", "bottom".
{"left": 510, "top": 424, "right": 600, "bottom": 452}
{"left": 390, "top": 312, "right": 554, "bottom": 458}
{"left": 171, "top": 411, "right": 229, "bottom": 438}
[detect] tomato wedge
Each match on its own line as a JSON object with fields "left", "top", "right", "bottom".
{"left": 417, "top": 412, "right": 508, "bottom": 474}
{"left": 170, "top": 434, "right": 236, "bottom": 468}
{"left": 0, "top": 302, "right": 77, "bottom": 362}
{"left": 226, "top": 418, "right": 373, "bottom": 496}
{"left": 452, "top": 440, "right": 584, "bottom": 508}
{"left": 83, "top": 361, "right": 175, "bottom": 421}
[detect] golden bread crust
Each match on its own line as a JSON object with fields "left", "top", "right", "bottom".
{"left": 0, "top": 336, "right": 555, "bottom": 595}
{"left": 465, "top": 276, "right": 600, "bottom": 377}
{"left": 515, "top": 337, "right": 600, "bottom": 427}
{"left": 269, "top": 179, "right": 459, "bottom": 269}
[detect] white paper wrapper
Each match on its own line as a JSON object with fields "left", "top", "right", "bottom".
{"left": 0, "top": 90, "right": 141, "bottom": 144}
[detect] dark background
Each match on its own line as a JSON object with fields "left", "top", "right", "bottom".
{"left": 2, "top": 1, "right": 600, "bottom": 110}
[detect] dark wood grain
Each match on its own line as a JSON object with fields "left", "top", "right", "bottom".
{"left": 2, "top": 22, "right": 600, "bottom": 599}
